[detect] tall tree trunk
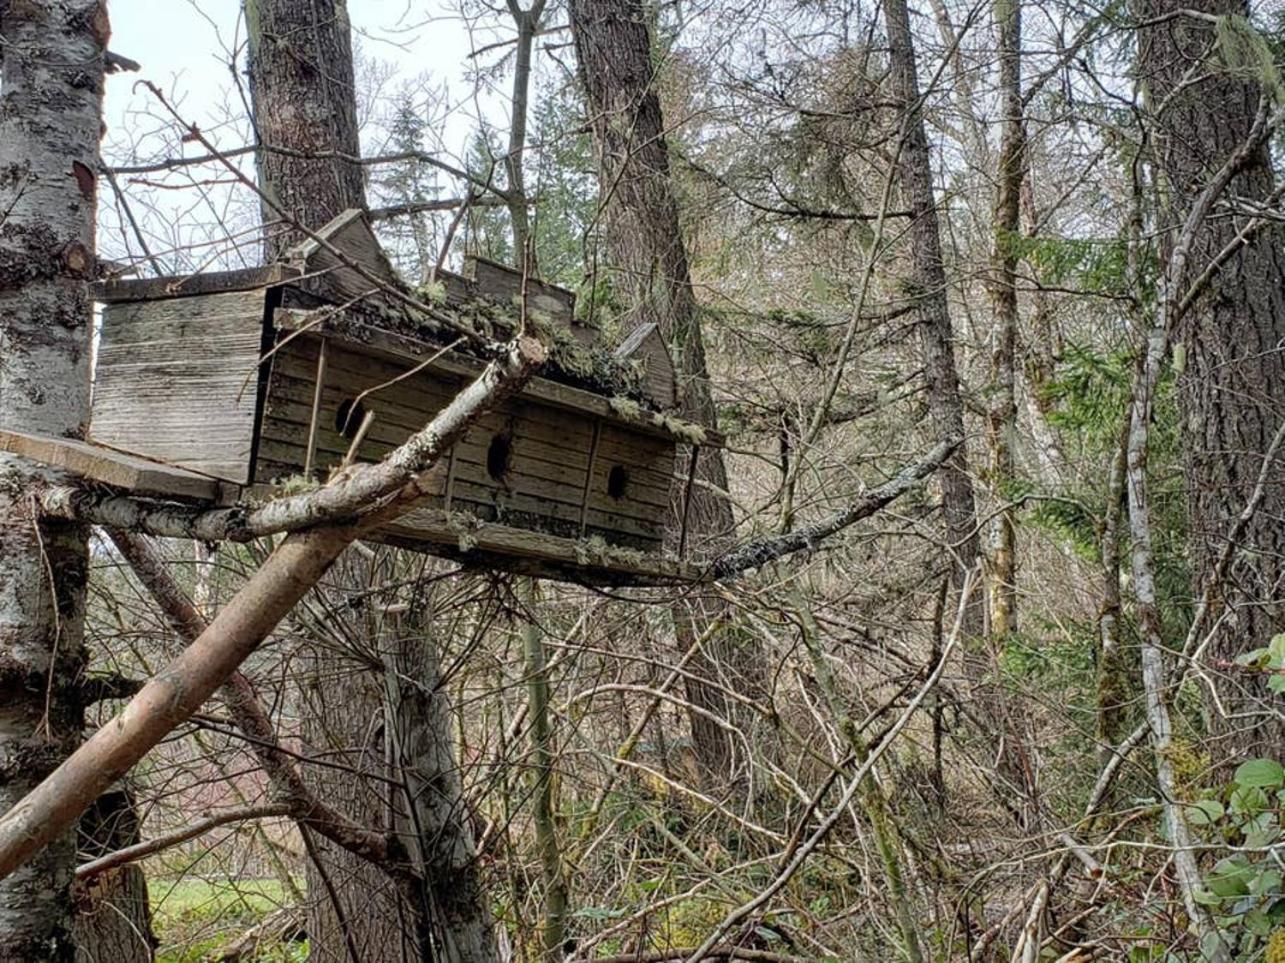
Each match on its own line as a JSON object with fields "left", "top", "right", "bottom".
{"left": 985, "top": 0, "right": 1023, "bottom": 640}
{"left": 568, "top": 0, "right": 764, "bottom": 786}
{"left": 245, "top": 0, "right": 366, "bottom": 261}
{"left": 244, "top": 8, "right": 502, "bottom": 958}
{"left": 1136, "top": 0, "right": 1285, "bottom": 759}
{"left": 882, "top": 0, "right": 982, "bottom": 633}
{"left": 384, "top": 604, "right": 499, "bottom": 963}
{"left": 503, "top": 0, "right": 546, "bottom": 266}
{"left": 244, "top": 5, "right": 388, "bottom": 956}
{"left": 882, "top": 0, "right": 1041, "bottom": 822}
{"left": 0, "top": 2, "right": 106, "bottom": 959}
{"left": 521, "top": 608, "right": 567, "bottom": 962}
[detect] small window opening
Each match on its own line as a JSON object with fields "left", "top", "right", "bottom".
{"left": 607, "top": 464, "right": 629, "bottom": 500}
{"left": 487, "top": 434, "right": 512, "bottom": 480}
{"left": 335, "top": 398, "right": 368, "bottom": 439}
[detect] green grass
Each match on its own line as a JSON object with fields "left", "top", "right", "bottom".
{"left": 148, "top": 877, "right": 304, "bottom": 963}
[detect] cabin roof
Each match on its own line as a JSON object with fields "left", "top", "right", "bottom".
{"left": 90, "top": 210, "right": 719, "bottom": 447}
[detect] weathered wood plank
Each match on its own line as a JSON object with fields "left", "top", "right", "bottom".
{"left": 376, "top": 507, "right": 687, "bottom": 584}
{"left": 90, "top": 264, "right": 299, "bottom": 303}
{"left": 271, "top": 338, "right": 676, "bottom": 496}
{"left": 90, "top": 290, "right": 267, "bottom": 484}
{"left": 615, "top": 322, "right": 676, "bottom": 409}
{"left": 464, "top": 255, "right": 579, "bottom": 325}
{"left": 284, "top": 208, "right": 398, "bottom": 305}
{"left": 262, "top": 371, "right": 673, "bottom": 515}
{"left": 0, "top": 429, "right": 225, "bottom": 502}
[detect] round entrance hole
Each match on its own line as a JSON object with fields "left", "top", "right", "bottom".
{"left": 487, "top": 434, "right": 512, "bottom": 480}
{"left": 606, "top": 464, "right": 629, "bottom": 500}
{"left": 335, "top": 398, "right": 368, "bottom": 439}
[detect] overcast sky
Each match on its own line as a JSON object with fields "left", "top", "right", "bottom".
{"left": 105, "top": 1, "right": 498, "bottom": 153}
{"left": 99, "top": 1, "right": 535, "bottom": 269}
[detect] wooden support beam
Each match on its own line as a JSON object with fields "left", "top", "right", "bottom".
{"left": 303, "top": 337, "right": 329, "bottom": 478}
{"left": 90, "top": 264, "right": 300, "bottom": 303}
{"left": 678, "top": 445, "right": 701, "bottom": 559}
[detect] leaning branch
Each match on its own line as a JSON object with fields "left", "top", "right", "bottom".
{"left": 105, "top": 530, "right": 403, "bottom": 877}
{"left": 0, "top": 336, "right": 545, "bottom": 881}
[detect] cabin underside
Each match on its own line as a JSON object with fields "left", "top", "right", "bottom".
{"left": 0, "top": 428, "right": 702, "bottom": 585}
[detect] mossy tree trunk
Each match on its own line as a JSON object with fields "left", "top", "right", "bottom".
{"left": 244, "top": 0, "right": 367, "bottom": 262}
{"left": 1135, "top": 0, "right": 1285, "bottom": 761}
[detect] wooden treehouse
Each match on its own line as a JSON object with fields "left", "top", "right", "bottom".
{"left": 1, "top": 210, "right": 719, "bottom": 584}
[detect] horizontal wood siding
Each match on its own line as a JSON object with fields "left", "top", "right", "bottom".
{"left": 90, "top": 290, "right": 267, "bottom": 483}
{"left": 257, "top": 334, "right": 668, "bottom": 551}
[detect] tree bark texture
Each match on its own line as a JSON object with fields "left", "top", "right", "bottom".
{"left": 881, "top": 0, "right": 982, "bottom": 631}
{"left": 244, "top": 4, "right": 415, "bottom": 956}
{"left": 985, "top": 0, "right": 1022, "bottom": 640}
{"left": 0, "top": 2, "right": 106, "bottom": 959}
{"left": 1136, "top": 0, "right": 1285, "bottom": 758}
{"left": 298, "top": 584, "right": 412, "bottom": 963}
{"left": 387, "top": 606, "right": 499, "bottom": 963}
{"left": 569, "top": 0, "right": 766, "bottom": 784}
{"left": 71, "top": 788, "right": 155, "bottom": 963}
{"left": 244, "top": 0, "right": 367, "bottom": 261}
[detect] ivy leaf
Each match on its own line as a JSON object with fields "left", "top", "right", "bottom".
{"left": 1206, "top": 857, "right": 1253, "bottom": 898}
{"left": 1269, "top": 633, "right": 1285, "bottom": 663}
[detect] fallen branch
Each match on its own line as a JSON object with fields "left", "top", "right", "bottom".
{"left": 590, "top": 950, "right": 810, "bottom": 963}
{"left": 217, "top": 905, "right": 307, "bottom": 962}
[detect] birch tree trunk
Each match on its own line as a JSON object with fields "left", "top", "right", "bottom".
{"left": 1135, "top": 0, "right": 1285, "bottom": 760}
{"left": 568, "top": 0, "right": 767, "bottom": 785}
{"left": 0, "top": 2, "right": 106, "bottom": 959}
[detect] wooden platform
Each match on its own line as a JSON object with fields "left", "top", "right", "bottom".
{"left": 0, "top": 429, "right": 235, "bottom": 502}
{"left": 1, "top": 429, "right": 701, "bottom": 585}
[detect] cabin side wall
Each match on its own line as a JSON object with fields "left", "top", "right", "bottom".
{"left": 256, "top": 334, "right": 671, "bottom": 552}
{"left": 90, "top": 290, "right": 268, "bottom": 484}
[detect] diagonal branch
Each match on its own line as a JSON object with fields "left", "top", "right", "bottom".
{"left": 103, "top": 530, "right": 402, "bottom": 877}
{"left": 0, "top": 336, "right": 545, "bottom": 881}
{"left": 710, "top": 436, "right": 959, "bottom": 579}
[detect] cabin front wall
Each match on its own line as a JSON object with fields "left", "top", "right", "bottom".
{"left": 256, "top": 333, "right": 674, "bottom": 553}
